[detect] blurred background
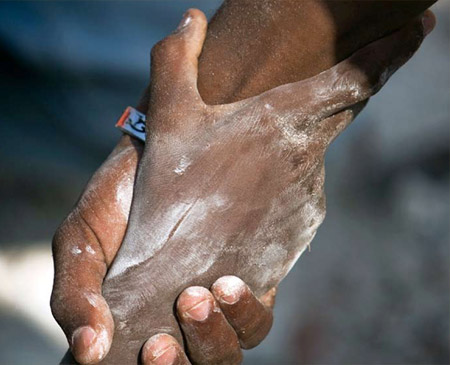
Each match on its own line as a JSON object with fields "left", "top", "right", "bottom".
{"left": 0, "top": 1, "right": 448, "bottom": 364}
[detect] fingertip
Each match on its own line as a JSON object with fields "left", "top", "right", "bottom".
{"left": 422, "top": 10, "right": 436, "bottom": 36}
{"left": 71, "top": 325, "right": 111, "bottom": 365}
{"left": 178, "top": 8, "right": 208, "bottom": 59}
{"left": 175, "top": 8, "right": 207, "bottom": 33}
{"left": 177, "top": 286, "right": 243, "bottom": 364}
{"left": 211, "top": 275, "right": 246, "bottom": 305}
{"left": 71, "top": 326, "right": 96, "bottom": 359}
{"left": 142, "top": 334, "right": 181, "bottom": 365}
{"left": 184, "top": 8, "right": 207, "bottom": 26}
{"left": 175, "top": 11, "right": 193, "bottom": 32}
{"left": 210, "top": 279, "right": 275, "bottom": 350}
{"left": 177, "top": 286, "right": 213, "bottom": 322}
{"left": 149, "top": 7, "right": 206, "bottom": 113}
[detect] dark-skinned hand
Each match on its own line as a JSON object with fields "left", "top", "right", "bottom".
{"left": 99, "top": 8, "right": 432, "bottom": 364}
{"left": 51, "top": 8, "right": 435, "bottom": 365}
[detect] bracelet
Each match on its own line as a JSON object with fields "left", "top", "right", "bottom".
{"left": 116, "top": 106, "right": 146, "bottom": 142}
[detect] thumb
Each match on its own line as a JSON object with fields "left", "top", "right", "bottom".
{"left": 148, "top": 9, "right": 207, "bottom": 132}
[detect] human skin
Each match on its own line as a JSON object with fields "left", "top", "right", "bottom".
{"left": 197, "top": 0, "right": 436, "bottom": 103}
{"left": 140, "top": 278, "right": 277, "bottom": 365}
{"left": 51, "top": 1, "right": 435, "bottom": 364}
{"left": 99, "top": 9, "right": 430, "bottom": 364}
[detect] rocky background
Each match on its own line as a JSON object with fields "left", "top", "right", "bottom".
{"left": 0, "top": 1, "right": 448, "bottom": 364}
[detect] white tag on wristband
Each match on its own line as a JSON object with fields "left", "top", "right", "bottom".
{"left": 116, "top": 107, "right": 146, "bottom": 142}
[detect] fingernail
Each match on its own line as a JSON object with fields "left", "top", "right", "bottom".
{"left": 422, "top": 10, "right": 436, "bottom": 36}
{"left": 71, "top": 326, "right": 109, "bottom": 364}
{"left": 145, "top": 335, "right": 178, "bottom": 364}
{"left": 178, "top": 287, "right": 212, "bottom": 321}
{"left": 218, "top": 290, "right": 240, "bottom": 305}
{"left": 186, "top": 299, "right": 211, "bottom": 321}
{"left": 152, "top": 346, "right": 177, "bottom": 364}
{"left": 176, "top": 12, "right": 192, "bottom": 32}
{"left": 72, "top": 326, "right": 96, "bottom": 350}
{"left": 213, "top": 276, "right": 245, "bottom": 305}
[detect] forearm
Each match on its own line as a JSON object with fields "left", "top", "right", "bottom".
{"left": 198, "top": 0, "right": 435, "bottom": 103}
{"left": 116, "top": 0, "right": 434, "bottom": 152}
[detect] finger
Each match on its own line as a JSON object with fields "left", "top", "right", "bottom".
{"left": 211, "top": 276, "right": 274, "bottom": 349}
{"left": 142, "top": 334, "right": 190, "bottom": 365}
{"left": 51, "top": 214, "right": 113, "bottom": 365}
{"left": 149, "top": 9, "right": 207, "bottom": 120}
{"left": 260, "top": 10, "right": 435, "bottom": 123}
{"left": 177, "top": 287, "right": 242, "bottom": 365}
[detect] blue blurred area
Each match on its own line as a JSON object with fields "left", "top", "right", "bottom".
{"left": 0, "top": 1, "right": 221, "bottom": 244}
{"left": 0, "top": 1, "right": 448, "bottom": 364}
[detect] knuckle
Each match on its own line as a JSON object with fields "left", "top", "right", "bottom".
{"left": 361, "top": 64, "right": 388, "bottom": 95}
{"left": 151, "top": 36, "right": 182, "bottom": 62}
{"left": 51, "top": 212, "right": 81, "bottom": 255}
{"left": 334, "top": 70, "right": 368, "bottom": 100}
{"left": 150, "top": 39, "right": 165, "bottom": 59}
{"left": 52, "top": 219, "right": 69, "bottom": 255}
{"left": 50, "top": 289, "right": 65, "bottom": 323}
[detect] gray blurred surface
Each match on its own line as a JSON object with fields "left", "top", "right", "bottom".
{"left": 0, "top": 1, "right": 448, "bottom": 364}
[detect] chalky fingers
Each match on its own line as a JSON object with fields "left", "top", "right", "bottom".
{"left": 176, "top": 287, "right": 243, "bottom": 365}
{"left": 142, "top": 334, "right": 190, "bottom": 365}
{"left": 259, "top": 11, "right": 435, "bottom": 124}
{"left": 211, "top": 276, "right": 274, "bottom": 349}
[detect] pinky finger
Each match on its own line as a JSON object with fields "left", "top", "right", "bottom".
{"left": 211, "top": 276, "right": 274, "bottom": 349}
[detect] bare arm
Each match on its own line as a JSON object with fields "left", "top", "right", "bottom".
{"left": 198, "top": 0, "right": 435, "bottom": 103}
{"left": 52, "top": 1, "right": 435, "bottom": 364}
